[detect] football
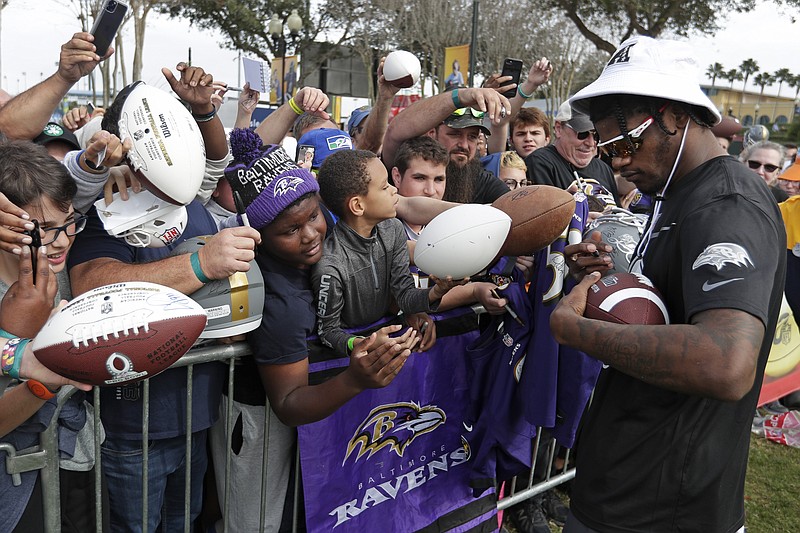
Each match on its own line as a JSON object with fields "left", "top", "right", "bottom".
{"left": 120, "top": 83, "right": 206, "bottom": 205}
{"left": 585, "top": 272, "right": 669, "bottom": 325}
{"left": 492, "top": 185, "right": 575, "bottom": 256}
{"left": 383, "top": 50, "right": 421, "bottom": 89}
{"left": 414, "top": 204, "right": 511, "bottom": 279}
{"left": 32, "top": 282, "right": 207, "bottom": 386}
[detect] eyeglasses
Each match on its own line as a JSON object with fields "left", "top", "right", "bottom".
{"left": 452, "top": 107, "right": 485, "bottom": 119}
{"left": 747, "top": 160, "right": 781, "bottom": 174}
{"left": 503, "top": 179, "right": 529, "bottom": 190}
{"left": 565, "top": 123, "right": 598, "bottom": 142}
{"left": 38, "top": 214, "right": 88, "bottom": 245}
{"left": 598, "top": 103, "right": 669, "bottom": 159}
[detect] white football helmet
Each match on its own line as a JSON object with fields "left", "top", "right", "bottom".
{"left": 94, "top": 188, "right": 188, "bottom": 248}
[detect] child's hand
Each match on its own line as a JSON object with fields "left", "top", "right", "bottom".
{"left": 347, "top": 329, "right": 417, "bottom": 389}
{"left": 406, "top": 312, "right": 436, "bottom": 352}
{"left": 428, "top": 275, "right": 469, "bottom": 302}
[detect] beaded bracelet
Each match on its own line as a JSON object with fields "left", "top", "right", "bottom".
{"left": 1, "top": 337, "right": 29, "bottom": 380}
{"left": 190, "top": 252, "right": 212, "bottom": 284}
{"left": 288, "top": 97, "right": 304, "bottom": 115}
{"left": 192, "top": 104, "right": 217, "bottom": 123}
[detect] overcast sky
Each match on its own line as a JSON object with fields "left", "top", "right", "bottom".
{"left": 2, "top": 0, "right": 799, "bottom": 98}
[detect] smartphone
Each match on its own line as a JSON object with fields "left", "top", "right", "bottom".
{"left": 297, "top": 145, "right": 315, "bottom": 169}
{"left": 500, "top": 58, "right": 524, "bottom": 99}
{"left": 90, "top": 0, "right": 129, "bottom": 58}
{"left": 24, "top": 220, "right": 42, "bottom": 277}
{"left": 86, "top": 101, "right": 95, "bottom": 115}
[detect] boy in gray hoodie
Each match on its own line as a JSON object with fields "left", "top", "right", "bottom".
{"left": 312, "top": 149, "right": 462, "bottom": 356}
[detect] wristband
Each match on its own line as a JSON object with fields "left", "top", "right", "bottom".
{"left": 192, "top": 104, "right": 217, "bottom": 123}
{"left": 0, "top": 328, "right": 15, "bottom": 339}
{"left": 26, "top": 379, "right": 58, "bottom": 400}
{"left": 347, "top": 336, "right": 363, "bottom": 354}
{"left": 288, "top": 97, "right": 304, "bottom": 115}
{"left": 1, "top": 338, "right": 28, "bottom": 379}
{"left": 451, "top": 89, "right": 462, "bottom": 110}
{"left": 517, "top": 84, "right": 534, "bottom": 100}
{"left": 190, "top": 252, "right": 212, "bottom": 284}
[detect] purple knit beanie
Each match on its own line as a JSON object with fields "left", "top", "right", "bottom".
{"left": 225, "top": 128, "right": 296, "bottom": 206}
{"left": 245, "top": 167, "right": 319, "bottom": 229}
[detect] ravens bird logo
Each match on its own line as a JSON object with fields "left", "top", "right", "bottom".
{"left": 692, "top": 243, "right": 754, "bottom": 271}
{"left": 344, "top": 402, "right": 445, "bottom": 464}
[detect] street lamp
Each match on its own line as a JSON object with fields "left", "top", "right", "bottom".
{"left": 269, "top": 9, "right": 302, "bottom": 105}
{"left": 754, "top": 103, "right": 760, "bottom": 125}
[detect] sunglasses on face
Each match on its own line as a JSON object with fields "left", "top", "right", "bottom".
{"left": 598, "top": 103, "right": 669, "bottom": 159}
{"left": 38, "top": 214, "right": 89, "bottom": 245}
{"left": 747, "top": 160, "right": 780, "bottom": 174}
{"left": 565, "top": 123, "right": 598, "bottom": 142}
{"left": 452, "top": 107, "right": 486, "bottom": 119}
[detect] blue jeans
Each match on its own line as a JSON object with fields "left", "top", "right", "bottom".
{"left": 101, "top": 430, "right": 208, "bottom": 533}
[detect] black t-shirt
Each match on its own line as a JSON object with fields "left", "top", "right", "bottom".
{"left": 525, "top": 144, "right": 620, "bottom": 207}
{"left": 572, "top": 156, "right": 786, "bottom": 532}
{"left": 472, "top": 167, "right": 511, "bottom": 204}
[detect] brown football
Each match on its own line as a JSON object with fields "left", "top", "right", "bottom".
{"left": 492, "top": 185, "right": 575, "bottom": 255}
{"left": 585, "top": 272, "right": 669, "bottom": 325}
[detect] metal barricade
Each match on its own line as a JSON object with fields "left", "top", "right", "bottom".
{"left": 5, "top": 338, "right": 575, "bottom": 532}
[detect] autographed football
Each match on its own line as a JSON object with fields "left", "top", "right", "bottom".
{"left": 383, "top": 50, "right": 421, "bottom": 88}
{"left": 32, "top": 282, "right": 207, "bottom": 386}
{"left": 492, "top": 185, "right": 575, "bottom": 256}
{"left": 585, "top": 272, "right": 669, "bottom": 325}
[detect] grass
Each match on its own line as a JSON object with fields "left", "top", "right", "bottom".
{"left": 504, "top": 435, "right": 800, "bottom": 533}
{"left": 745, "top": 435, "right": 800, "bottom": 532}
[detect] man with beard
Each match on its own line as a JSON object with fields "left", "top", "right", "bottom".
{"left": 551, "top": 36, "right": 785, "bottom": 532}
{"left": 525, "top": 101, "right": 619, "bottom": 208}
{"left": 383, "top": 87, "right": 512, "bottom": 204}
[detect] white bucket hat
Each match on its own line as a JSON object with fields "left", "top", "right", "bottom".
{"left": 570, "top": 36, "right": 721, "bottom": 125}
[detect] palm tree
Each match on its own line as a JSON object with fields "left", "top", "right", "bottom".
{"left": 706, "top": 63, "right": 725, "bottom": 88}
{"left": 753, "top": 72, "right": 774, "bottom": 122}
{"left": 724, "top": 69, "right": 743, "bottom": 90}
{"left": 774, "top": 68, "right": 793, "bottom": 98}
{"left": 739, "top": 58, "right": 759, "bottom": 94}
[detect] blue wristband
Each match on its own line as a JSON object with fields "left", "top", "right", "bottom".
{"left": 451, "top": 89, "right": 462, "bottom": 110}
{"left": 517, "top": 84, "right": 534, "bottom": 99}
{"left": 190, "top": 252, "right": 212, "bottom": 284}
{"left": 8, "top": 338, "right": 28, "bottom": 380}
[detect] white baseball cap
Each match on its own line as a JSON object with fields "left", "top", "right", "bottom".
{"left": 570, "top": 36, "right": 721, "bottom": 125}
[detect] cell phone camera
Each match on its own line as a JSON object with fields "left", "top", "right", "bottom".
{"left": 106, "top": 0, "right": 118, "bottom": 13}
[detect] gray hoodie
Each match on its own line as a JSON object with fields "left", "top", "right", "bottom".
{"left": 311, "top": 217, "right": 435, "bottom": 356}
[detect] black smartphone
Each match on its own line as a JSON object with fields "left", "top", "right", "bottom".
{"left": 25, "top": 220, "right": 42, "bottom": 277}
{"left": 500, "top": 58, "right": 524, "bottom": 99}
{"left": 90, "top": 0, "right": 129, "bottom": 58}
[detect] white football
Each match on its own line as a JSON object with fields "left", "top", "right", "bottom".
{"left": 119, "top": 83, "right": 206, "bottom": 205}
{"left": 32, "top": 282, "right": 208, "bottom": 386}
{"left": 384, "top": 50, "right": 421, "bottom": 89}
{"left": 415, "top": 204, "right": 511, "bottom": 279}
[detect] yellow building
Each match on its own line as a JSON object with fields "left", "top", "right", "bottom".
{"left": 703, "top": 85, "right": 797, "bottom": 126}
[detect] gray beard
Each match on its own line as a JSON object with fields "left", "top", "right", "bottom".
{"left": 443, "top": 158, "right": 480, "bottom": 203}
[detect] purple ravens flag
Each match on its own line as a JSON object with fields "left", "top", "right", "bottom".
{"left": 299, "top": 309, "right": 497, "bottom": 532}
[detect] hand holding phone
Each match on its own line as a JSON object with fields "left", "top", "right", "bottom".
{"left": 24, "top": 220, "right": 42, "bottom": 277}
{"left": 500, "top": 58, "right": 524, "bottom": 99}
{"left": 90, "top": 0, "right": 129, "bottom": 58}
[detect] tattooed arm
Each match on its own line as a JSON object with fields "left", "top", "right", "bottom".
{"left": 550, "top": 272, "right": 764, "bottom": 401}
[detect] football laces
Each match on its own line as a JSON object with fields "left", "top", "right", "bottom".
{"left": 71, "top": 312, "right": 151, "bottom": 348}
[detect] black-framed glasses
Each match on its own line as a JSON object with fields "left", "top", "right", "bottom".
{"left": 452, "top": 107, "right": 485, "bottom": 119}
{"left": 565, "top": 123, "right": 599, "bottom": 142}
{"left": 39, "top": 214, "right": 88, "bottom": 245}
{"left": 503, "top": 178, "right": 529, "bottom": 190}
{"left": 747, "top": 160, "right": 780, "bottom": 174}
{"left": 598, "top": 103, "right": 668, "bottom": 159}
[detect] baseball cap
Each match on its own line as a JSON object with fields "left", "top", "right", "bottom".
{"left": 570, "top": 36, "right": 721, "bottom": 125}
{"left": 296, "top": 128, "right": 354, "bottom": 168}
{"left": 554, "top": 101, "right": 594, "bottom": 133}
{"left": 33, "top": 122, "right": 81, "bottom": 151}
{"left": 442, "top": 108, "right": 491, "bottom": 136}
{"left": 780, "top": 158, "right": 800, "bottom": 182}
{"left": 347, "top": 107, "right": 371, "bottom": 136}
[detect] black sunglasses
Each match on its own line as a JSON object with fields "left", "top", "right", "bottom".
{"left": 565, "top": 123, "right": 598, "bottom": 142}
{"left": 747, "top": 160, "right": 780, "bottom": 174}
